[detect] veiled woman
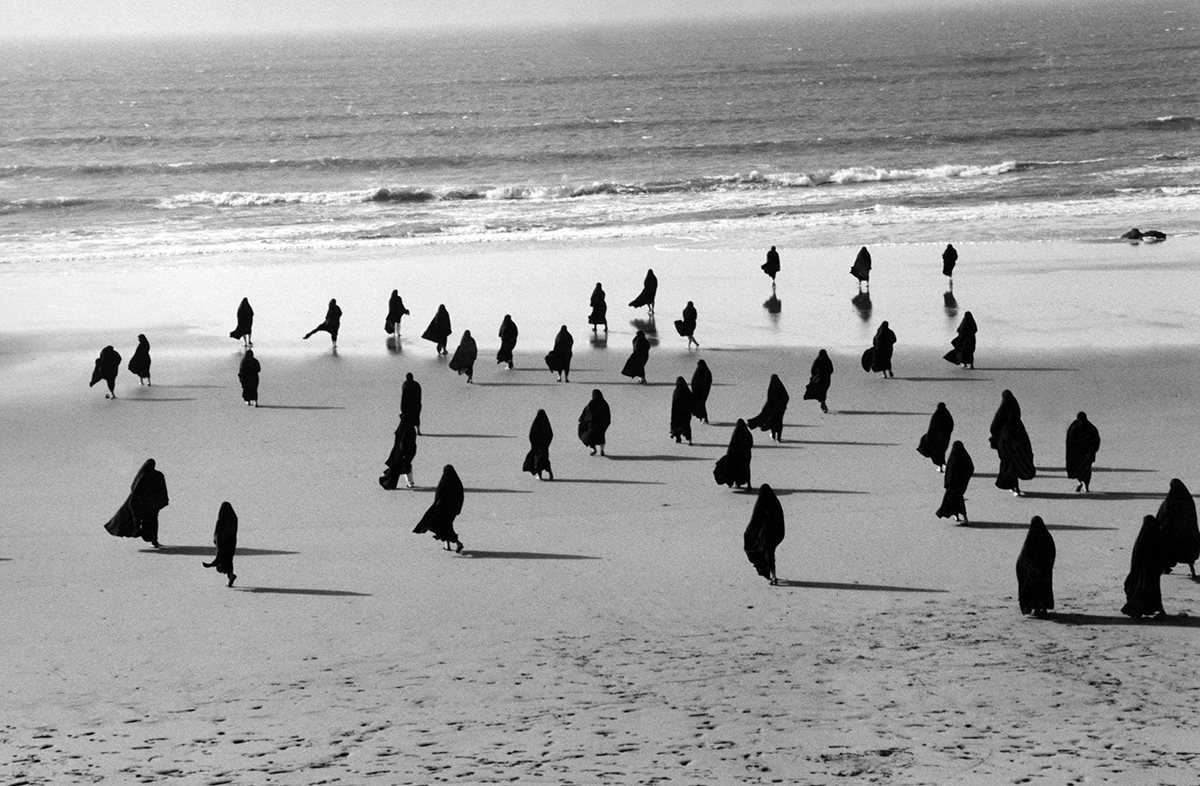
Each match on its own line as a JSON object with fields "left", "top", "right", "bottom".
{"left": 379, "top": 413, "right": 418, "bottom": 490}
{"left": 988, "top": 390, "right": 1021, "bottom": 450}
{"left": 578, "top": 389, "right": 611, "bottom": 456}
{"left": 303, "top": 298, "right": 342, "bottom": 347}
{"left": 1016, "top": 516, "right": 1055, "bottom": 616}
{"left": 496, "top": 315, "right": 518, "bottom": 369}
{"left": 1121, "top": 515, "right": 1166, "bottom": 619}
{"left": 413, "top": 465, "right": 465, "bottom": 553}
{"left": 448, "top": 329, "right": 478, "bottom": 383}
{"left": 713, "top": 419, "right": 753, "bottom": 490}
{"left": 690, "top": 359, "right": 712, "bottom": 424}
{"left": 674, "top": 301, "right": 698, "bottom": 348}
{"left": 588, "top": 283, "right": 608, "bottom": 332}
{"left": 995, "top": 411, "right": 1036, "bottom": 496}
{"left": 90, "top": 345, "right": 122, "bottom": 399}
{"left": 870, "top": 321, "right": 896, "bottom": 378}
{"left": 850, "top": 246, "right": 871, "bottom": 287}
{"left": 386, "top": 290, "right": 410, "bottom": 338}
{"left": 545, "top": 325, "right": 574, "bottom": 382}
{"left": 1157, "top": 478, "right": 1198, "bottom": 579}
{"left": 1064, "top": 412, "right": 1101, "bottom": 493}
{"left": 104, "top": 458, "right": 169, "bottom": 548}
{"left": 422, "top": 304, "right": 453, "bottom": 355}
{"left": 917, "top": 402, "right": 955, "bottom": 471}
{"left": 803, "top": 349, "right": 833, "bottom": 413}
{"left": 943, "top": 311, "right": 977, "bottom": 368}
{"left": 762, "top": 246, "right": 780, "bottom": 282}
{"left": 238, "top": 349, "right": 260, "bottom": 407}
{"left": 744, "top": 484, "right": 785, "bottom": 585}
{"left": 401, "top": 372, "right": 422, "bottom": 434}
{"left": 670, "top": 377, "right": 693, "bottom": 445}
{"left": 128, "top": 334, "right": 152, "bottom": 385}
{"left": 230, "top": 297, "right": 253, "bottom": 347}
{"left": 202, "top": 502, "right": 239, "bottom": 587}
{"left": 628, "top": 269, "right": 658, "bottom": 317}
{"left": 747, "top": 374, "right": 789, "bottom": 442}
{"left": 522, "top": 409, "right": 554, "bottom": 481}
{"left": 935, "top": 441, "right": 974, "bottom": 523}
{"left": 942, "top": 243, "right": 958, "bottom": 281}
{"left": 621, "top": 330, "right": 651, "bottom": 383}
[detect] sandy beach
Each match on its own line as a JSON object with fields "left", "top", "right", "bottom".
{"left": 2, "top": 238, "right": 1199, "bottom": 784}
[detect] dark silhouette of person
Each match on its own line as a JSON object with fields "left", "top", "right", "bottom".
{"left": 917, "top": 402, "right": 955, "bottom": 471}
{"left": 448, "top": 330, "right": 478, "bottom": 383}
{"left": 988, "top": 390, "right": 1021, "bottom": 450}
{"left": 995, "top": 411, "right": 1036, "bottom": 496}
{"left": 713, "top": 419, "right": 753, "bottom": 490}
{"left": 803, "top": 349, "right": 833, "bottom": 413}
{"left": 1122, "top": 515, "right": 1166, "bottom": 619}
{"left": 202, "top": 501, "right": 239, "bottom": 587}
{"left": 90, "top": 345, "right": 122, "bottom": 398}
{"left": 238, "top": 349, "right": 260, "bottom": 407}
{"left": 545, "top": 325, "right": 573, "bottom": 382}
{"left": 380, "top": 413, "right": 418, "bottom": 489}
{"left": 744, "top": 484, "right": 785, "bottom": 585}
{"left": 589, "top": 283, "right": 608, "bottom": 332}
{"left": 523, "top": 410, "right": 554, "bottom": 480}
{"left": 942, "top": 244, "right": 958, "bottom": 284}
{"left": 870, "top": 321, "right": 896, "bottom": 378}
{"left": 401, "top": 372, "right": 422, "bottom": 435}
{"left": 497, "top": 315, "right": 518, "bottom": 369}
{"left": 850, "top": 246, "right": 871, "bottom": 288}
{"left": 674, "top": 301, "right": 698, "bottom": 348}
{"left": 303, "top": 298, "right": 342, "bottom": 347}
{"left": 104, "top": 458, "right": 169, "bottom": 548}
{"left": 944, "top": 311, "right": 977, "bottom": 369}
{"left": 628, "top": 269, "right": 658, "bottom": 317}
{"left": 747, "top": 374, "right": 789, "bottom": 442}
{"left": 621, "top": 330, "right": 651, "bottom": 383}
{"left": 670, "top": 376, "right": 694, "bottom": 445}
{"left": 1016, "top": 516, "right": 1055, "bottom": 617}
{"left": 413, "top": 465, "right": 465, "bottom": 552}
{"left": 936, "top": 441, "right": 974, "bottom": 523}
{"left": 1065, "top": 412, "right": 1101, "bottom": 493}
{"left": 691, "top": 359, "right": 712, "bottom": 424}
{"left": 230, "top": 297, "right": 253, "bottom": 348}
{"left": 578, "top": 389, "right": 611, "bottom": 456}
{"left": 762, "top": 246, "right": 780, "bottom": 283}
{"left": 1158, "top": 478, "right": 1198, "bottom": 579}
{"left": 422, "top": 304, "right": 452, "bottom": 355}
{"left": 128, "top": 334, "right": 151, "bottom": 385}
{"left": 386, "top": 290, "right": 410, "bottom": 338}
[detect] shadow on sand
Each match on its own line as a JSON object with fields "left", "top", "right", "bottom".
{"left": 238, "top": 587, "right": 372, "bottom": 597}
{"left": 1021, "top": 491, "right": 1164, "bottom": 501}
{"left": 423, "top": 433, "right": 515, "bottom": 439}
{"left": 412, "top": 486, "right": 532, "bottom": 494}
{"left": 790, "top": 439, "right": 899, "bottom": 447}
{"left": 124, "top": 396, "right": 199, "bottom": 402}
{"left": 256, "top": 404, "right": 345, "bottom": 411}
{"left": 959, "top": 521, "right": 1117, "bottom": 531}
{"left": 1038, "top": 466, "right": 1158, "bottom": 474}
{"left": 473, "top": 382, "right": 556, "bottom": 388}
{"left": 775, "top": 579, "right": 946, "bottom": 594}
{"left": 153, "top": 384, "right": 226, "bottom": 390}
{"left": 1045, "top": 611, "right": 1199, "bottom": 628}
{"left": 140, "top": 546, "right": 300, "bottom": 556}
{"left": 553, "top": 478, "right": 666, "bottom": 486}
{"left": 896, "top": 377, "right": 992, "bottom": 383}
{"left": 605, "top": 454, "right": 711, "bottom": 462}
{"left": 771, "top": 488, "right": 869, "bottom": 497}
{"left": 836, "top": 409, "right": 928, "bottom": 416}
{"left": 973, "top": 367, "right": 1077, "bottom": 372}
{"left": 463, "top": 550, "right": 601, "bottom": 561}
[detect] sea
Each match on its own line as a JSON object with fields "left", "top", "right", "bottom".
{"left": 1, "top": 1, "right": 1198, "bottom": 270}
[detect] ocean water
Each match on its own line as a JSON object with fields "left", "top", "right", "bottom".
{"left": 1, "top": 1, "right": 1198, "bottom": 268}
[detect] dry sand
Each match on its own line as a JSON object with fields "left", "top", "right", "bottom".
{"left": 2, "top": 239, "right": 1199, "bottom": 784}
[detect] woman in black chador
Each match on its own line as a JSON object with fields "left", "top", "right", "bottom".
{"left": 762, "top": 246, "right": 780, "bottom": 283}
{"left": 578, "top": 389, "right": 611, "bottom": 456}
{"left": 401, "top": 372, "right": 422, "bottom": 434}
{"left": 545, "top": 325, "right": 574, "bottom": 382}
{"left": 747, "top": 374, "right": 789, "bottom": 442}
{"left": 621, "top": 330, "right": 651, "bottom": 383}
{"left": 238, "top": 349, "right": 260, "bottom": 406}
{"left": 1065, "top": 412, "right": 1101, "bottom": 493}
{"left": 588, "top": 283, "right": 608, "bottom": 332}
{"left": 303, "top": 298, "right": 342, "bottom": 347}
{"left": 1158, "top": 478, "right": 1198, "bottom": 579}
{"left": 868, "top": 321, "right": 896, "bottom": 378}
{"left": 413, "top": 465, "right": 465, "bottom": 553}
{"left": 104, "top": 458, "right": 169, "bottom": 548}
{"left": 942, "top": 243, "right": 958, "bottom": 283}
{"left": 523, "top": 409, "right": 554, "bottom": 481}
{"left": 448, "top": 329, "right": 478, "bottom": 383}
{"left": 936, "top": 440, "right": 974, "bottom": 523}
{"left": 674, "top": 301, "right": 698, "bottom": 348}
{"left": 1016, "top": 516, "right": 1055, "bottom": 617}
{"left": 944, "top": 311, "right": 977, "bottom": 369}
{"left": 744, "top": 484, "right": 785, "bottom": 585}
{"left": 386, "top": 290, "right": 409, "bottom": 338}
{"left": 90, "top": 345, "right": 122, "bottom": 399}
{"left": 850, "top": 246, "right": 871, "bottom": 288}
{"left": 422, "top": 304, "right": 452, "bottom": 355}
{"left": 803, "top": 349, "right": 833, "bottom": 414}
{"left": 380, "top": 414, "right": 418, "bottom": 489}
{"left": 713, "top": 418, "right": 753, "bottom": 490}
{"left": 995, "top": 411, "right": 1036, "bottom": 496}
{"left": 988, "top": 390, "right": 1021, "bottom": 450}
{"left": 128, "top": 334, "right": 152, "bottom": 385}
{"left": 202, "top": 502, "right": 239, "bottom": 587}
{"left": 230, "top": 297, "right": 253, "bottom": 348}
{"left": 691, "top": 359, "right": 712, "bottom": 424}
{"left": 496, "top": 315, "right": 518, "bottom": 369}
{"left": 670, "top": 377, "right": 694, "bottom": 445}
{"left": 1122, "top": 515, "right": 1166, "bottom": 619}
{"left": 917, "top": 402, "right": 955, "bottom": 471}
{"left": 628, "top": 268, "right": 658, "bottom": 317}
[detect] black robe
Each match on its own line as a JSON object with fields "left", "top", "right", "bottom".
{"left": 943, "top": 312, "right": 976, "bottom": 366}
{"left": 105, "top": 459, "right": 169, "bottom": 542}
{"left": 744, "top": 484, "right": 785, "bottom": 582}
{"left": 870, "top": 324, "right": 896, "bottom": 372}
{"left": 588, "top": 285, "right": 608, "bottom": 327}
{"left": 762, "top": 247, "right": 780, "bottom": 281}
{"left": 386, "top": 291, "right": 409, "bottom": 333}
{"left": 747, "top": 375, "right": 789, "bottom": 440}
{"left": 690, "top": 360, "right": 713, "bottom": 422}
{"left": 238, "top": 353, "right": 261, "bottom": 403}
{"left": 522, "top": 411, "right": 554, "bottom": 476}
{"left": 674, "top": 303, "right": 697, "bottom": 338}
{"left": 413, "top": 465, "right": 464, "bottom": 545}
{"left": 1064, "top": 414, "right": 1101, "bottom": 487}
{"left": 670, "top": 378, "right": 693, "bottom": 443}
{"left": 713, "top": 420, "right": 753, "bottom": 489}
{"left": 1016, "top": 516, "right": 1055, "bottom": 614}
{"left": 545, "top": 327, "right": 573, "bottom": 375}
{"left": 380, "top": 415, "right": 418, "bottom": 489}
{"left": 422, "top": 306, "right": 452, "bottom": 348}
{"left": 578, "top": 392, "right": 611, "bottom": 448}
{"left": 1158, "top": 478, "right": 1199, "bottom": 575}
{"left": 803, "top": 351, "right": 833, "bottom": 406}
{"left": 208, "top": 502, "right": 238, "bottom": 577}
{"left": 916, "top": 403, "right": 954, "bottom": 467}
{"left": 128, "top": 336, "right": 151, "bottom": 379}
{"left": 307, "top": 301, "right": 342, "bottom": 341}
{"left": 621, "top": 332, "right": 651, "bottom": 380}
{"left": 628, "top": 269, "right": 658, "bottom": 309}
{"left": 1122, "top": 515, "right": 1165, "bottom": 618}
{"left": 400, "top": 377, "right": 422, "bottom": 431}
{"left": 936, "top": 442, "right": 974, "bottom": 519}
{"left": 850, "top": 246, "right": 871, "bottom": 283}
{"left": 497, "top": 317, "right": 518, "bottom": 365}
{"left": 995, "top": 413, "right": 1036, "bottom": 490}
{"left": 90, "top": 346, "right": 121, "bottom": 391}
{"left": 942, "top": 244, "right": 958, "bottom": 278}
{"left": 230, "top": 298, "right": 253, "bottom": 341}
{"left": 989, "top": 391, "right": 1020, "bottom": 450}
{"left": 448, "top": 332, "right": 477, "bottom": 379}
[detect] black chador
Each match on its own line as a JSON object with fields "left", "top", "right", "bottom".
{"left": 90, "top": 345, "right": 122, "bottom": 398}
{"left": 713, "top": 419, "right": 753, "bottom": 490}
{"left": 401, "top": 372, "right": 422, "bottom": 434}
{"left": 413, "top": 465, "right": 465, "bottom": 552}
{"left": 1064, "top": 412, "right": 1101, "bottom": 493}
{"left": 545, "top": 325, "right": 574, "bottom": 382}
{"left": 104, "top": 458, "right": 169, "bottom": 547}
{"left": 674, "top": 301, "right": 698, "bottom": 348}
{"left": 917, "top": 402, "right": 954, "bottom": 470}
{"left": 1122, "top": 515, "right": 1165, "bottom": 619}
{"left": 747, "top": 374, "right": 789, "bottom": 442}
{"left": 422, "top": 304, "right": 452, "bottom": 355}
{"left": 522, "top": 409, "right": 554, "bottom": 480}
{"left": 588, "top": 283, "right": 608, "bottom": 331}
{"left": 868, "top": 321, "right": 896, "bottom": 377}
{"left": 1016, "top": 516, "right": 1055, "bottom": 616}
{"left": 385, "top": 290, "right": 409, "bottom": 336}
{"left": 935, "top": 441, "right": 974, "bottom": 523}
{"left": 628, "top": 268, "right": 658, "bottom": 316}
{"left": 202, "top": 502, "right": 239, "bottom": 587}
{"left": 578, "top": 389, "right": 611, "bottom": 456}
{"left": 995, "top": 411, "right": 1036, "bottom": 495}
{"left": 128, "top": 334, "right": 152, "bottom": 385}
{"left": 803, "top": 349, "right": 833, "bottom": 413}
{"left": 690, "top": 359, "right": 712, "bottom": 423}
{"left": 496, "top": 315, "right": 518, "bottom": 369}
{"left": 670, "top": 376, "right": 693, "bottom": 445}
{"left": 988, "top": 390, "right": 1020, "bottom": 450}
{"left": 942, "top": 244, "right": 958, "bottom": 279}
{"left": 850, "top": 246, "right": 871, "bottom": 285}
{"left": 1158, "top": 478, "right": 1198, "bottom": 579}
{"left": 448, "top": 330, "right": 478, "bottom": 383}
{"left": 238, "top": 349, "right": 260, "bottom": 406}
{"left": 620, "top": 330, "right": 651, "bottom": 383}
{"left": 380, "top": 414, "right": 418, "bottom": 490}
{"left": 943, "top": 311, "right": 976, "bottom": 368}
{"left": 230, "top": 297, "right": 253, "bottom": 347}
{"left": 744, "top": 484, "right": 785, "bottom": 585}
{"left": 762, "top": 246, "right": 780, "bottom": 281}
{"left": 303, "top": 298, "right": 342, "bottom": 345}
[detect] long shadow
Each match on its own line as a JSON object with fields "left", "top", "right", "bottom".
{"left": 124, "top": 397, "right": 198, "bottom": 403}
{"left": 790, "top": 439, "right": 899, "bottom": 447}
{"left": 1045, "top": 612, "right": 1200, "bottom": 628}
{"left": 473, "top": 382, "right": 555, "bottom": 388}
{"left": 552, "top": 478, "right": 666, "bottom": 486}
{"left": 895, "top": 377, "right": 992, "bottom": 383}
{"left": 256, "top": 404, "right": 345, "bottom": 411}
{"left": 153, "top": 384, "right": 226, "bottom": 390}
{"left": 1022, "top": 491, "right": 1163, "bottom": 501}
{"left": 772, "top": 488, "right": 869, "bottom": 496}
{"left": 1038, "top": 466, "right": 1158, "bottom": 474}
{"left": 238, "top": 587, "right": 372, "bottom": 597}
{"left": 0, "top": 557, "right": 11, "bottom": 562}
{"left": 974, "top": 367, "right": 1077, "bottom": 372}
{"left": 463, "top": 550, "right": 601, "bottom": 561}
{"left": 423, "top": 433, "right": 515, "bottom": 439}
{"left": 961, "top": 521, "right": 1117, "bottom": 531}
{"left": 412, "top": 487, "right": 532, "bottom": 494}
{"left": 836, "top": 410, "right": 928, "bottom": 416}
{"left": 605, "top": 454, "right": 711, "bottom": 462}
{"left": 140, "top": 546, "right": 300, "bottom": 556}
{"left": 775, "top": 579, "right": 946, "bottom": 594}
